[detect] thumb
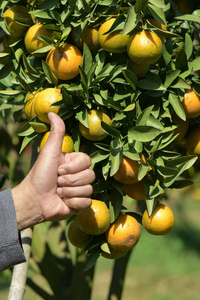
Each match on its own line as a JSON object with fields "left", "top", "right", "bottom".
{"left": 41, "top": 112, "right": 65, "bottom": 155}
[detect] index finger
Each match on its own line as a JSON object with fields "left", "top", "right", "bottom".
{"left": 58, "top": 152, "right": 92, "bottom": 175}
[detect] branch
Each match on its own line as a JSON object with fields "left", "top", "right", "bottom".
{"left": 8, "top": 228, "right": 33, "bottom": 300}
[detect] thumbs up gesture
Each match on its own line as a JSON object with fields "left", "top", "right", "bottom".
{"left": 12, "top": 113, "right": 95, "bottom": 231}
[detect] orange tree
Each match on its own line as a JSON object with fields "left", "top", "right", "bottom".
{"left": 1, "top": 0, "right": 200, "bottom": 299}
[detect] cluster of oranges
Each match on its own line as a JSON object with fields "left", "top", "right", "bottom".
{"left": 1, "top": 1, "right": 199, "bottom": 262}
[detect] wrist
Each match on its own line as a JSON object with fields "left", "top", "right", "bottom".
{"left": 12, "top": 181, "right": 44, "bottom": 231}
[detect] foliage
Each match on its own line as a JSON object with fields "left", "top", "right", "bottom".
{"left": 0, "top": 0, "right": 200, "bottom": 298}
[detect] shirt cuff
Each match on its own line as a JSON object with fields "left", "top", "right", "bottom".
{"left": 0, "top": 189, "right": 26, "bottom": 271}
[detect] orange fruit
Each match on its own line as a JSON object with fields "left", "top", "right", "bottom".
{"left": 39, "top": 130, "right": 74, "bottom": 153}
{"left": 181, "top": 88, "right": 200, "bottom": 119}
{"left": 77, "top": 199, "right": 111, "bottom": 235}
{"left": 172, "top": 113, "right": 189, "bottom": 141}
{"left": 98, "top": 18, "right": 130, "bottom": 53}
{"left": 24, "top": 23, "right": 53, "bottom": 57}
{"left": 142, "top": 203, "right": 175, "bottom": 235}
{"left": 105, "top": 214, "right": 141, "bottom": 251}
{"left": 101, "top": 247, "right": 127, "bottom": 259}
{"left": 71, "top": 25, "right": 100, "bottom": 50}
{"left": 113, "top": 155, "right": 146, "bottom": 184}
{"left": 46, "top": 43, "right": 82, "bottom": 80}
{"left": 34, "top": 88, "right": 62, "bottom": 124}
{"left": 79, "top": 109, "right": 112, "bottom": 141}
{"left": 24, "top": 91, "right": 38, "bottom": 120}
{"left": 130, "top": 60, "right": 149, "bottom": 78}
{"left": 68, "top": 218, "right": 90, "bottom": 248}
{"left": 186, "top": 127, "right": 200, "bottom": 156}
{"left": 24, "top": 91, "right": 48, "bottom": 133}
{"left": 127, "top": 30, "right": 162, "bottom": 65}
{"left": 123, "top": 179, "right": 145, "bottom": 200}
{"left": 3, "top": 6, "right": 33, "bottom": 38}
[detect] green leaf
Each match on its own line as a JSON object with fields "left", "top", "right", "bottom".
{"left": 0, "top": 90, "right": 24, "bottom": 95}
{"left": 164, "top": 70, "right": 181, "bottom": 88}
{"left": 90, "top": 150, "right": 109, "bottom": 164}
{"left": 190, "top": 57, "right": 200, "bottom": 72}
{"left": 175, "top": 14, "right": 200, "bottom": 24}
{"left": 184, "top": 33, "right": 193, "bottom": 60}
{"left": 82, "top": 43, "right": 93, "bottom": 75}
{"left": 169, "top": 180, "right": 193, "bottom": 189}
{"left": 148, "top": 4, "right": 166, "bottom": 25}
{"left": 122, "top": 69, "right": 137, "bottom": 90}
{"left": 168, "top": 93, "right": 186, "bottom": 120}
{"left": 84, "top": 247, "right": 101, "bottom": 272}
{"left": 138, "top": 163, "right": 149, "bottom": 181}
{"left": 163, "top": 156, "right": 198, "bottom": 187}
{"left": 101, "top": 121, "right": 121, "bottom": 138}
{"left": 121, "top": 6, "right": 140, "bottom": 36}
{"left": 19, "top": 132, "right": 38, "bottom": 154}
{"left": 42, "top": 60, "right": 58, "bottom": 85}
{"left": 128, "top": 126, "right": 162, "bottom": 142}
{"left": 22, "top": 55, "right": 39, "bottom": 75}
{"left": 110, "top": 138, "right": 123, "bottom": 177}
{"left": 175, "top": 49, "right": 188, "bottom": 72}
{"left": 32, "top": 44, "right": 53, "bottom": 55}
{"left": 109, "top": 188, "right": 123, "bottom": 223}
{"left": 149, "top": 0, "right": 165, "bottom": 8}
{"left": 136, "top": 76, "right": 166, "bottom": 91}
{"left": 137, "top": 106, "right": 154, "bottom": 126}
{"left": 16, "top": 75, "right": 32, "bottom": 92}
{"left": 145, "top": 198, "right": 157, "bottom": 216}
{"left": 170, "top": 77, "right": 190, "bottom": 89}
{"left": 0, "top": 62, "right": 14, "bottom": 80}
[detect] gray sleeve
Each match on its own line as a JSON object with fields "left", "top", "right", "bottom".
{"left": 0, "top": 189, "right": 26, "bottom": 271}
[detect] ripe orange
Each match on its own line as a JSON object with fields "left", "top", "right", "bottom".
{"left": 68, "top": 218, "right": 90, "bottom": 248}
{"left": 24, "top": 91, "right": 38, "bottom": 120}
{"left": 79, "top": 109, "right": 112, "bottom": 141}
{"left": 142, "top": 202, "right": 175, "bottom": 235}
{"left": 24, "top": 91, "right": 48, "bottom": 133}
{"left": 105, "top": 214, "right": 141, "bottom": 251}
{"left": 34, "top": 88, "right": 62, "bottom": 124}
{"left": 46, "top": 43, "right": 82, "bottom": 80}
{"left": 3, "top": 6, "right": 33, "bottom": 38}
{"left": 39, "top": 130, "right": 74, "bottom": 153}
{"left": 123, "top": 179, "right": 145, "bottom": 200}
{"left": 113, "top": 155, "right": 146, "bottom": 184}
{"left": 71, "top": 25, "right": 100, "bottom": 50}
{"left": 24, "top": 23, "right": 53, "bottom": 57}
{"left": 98, "top": 18, "right": 130, "bottom": 53}
{"left": 130, "top": 60, "right": 149, "bottom": 78}
{"left": 172, "top": 113, "right": 189, "bottom": 141}
{"left": 181, "top": 88, "right": 200, "bottom": 119}
{"left": 101, "top": 247, "right": 127, "bottom": 259}
{"left": 77, "top": 199, "right": 111, "bottom": 235}
{"left": 186, "top": 127, "right": 200, "bottom": 156}
{"left": 127, "top": 30, "right": 162, "bottom": 65}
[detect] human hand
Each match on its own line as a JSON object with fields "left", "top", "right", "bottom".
{"left": 12, "top": 113, "right": 95, "bottom": 231}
